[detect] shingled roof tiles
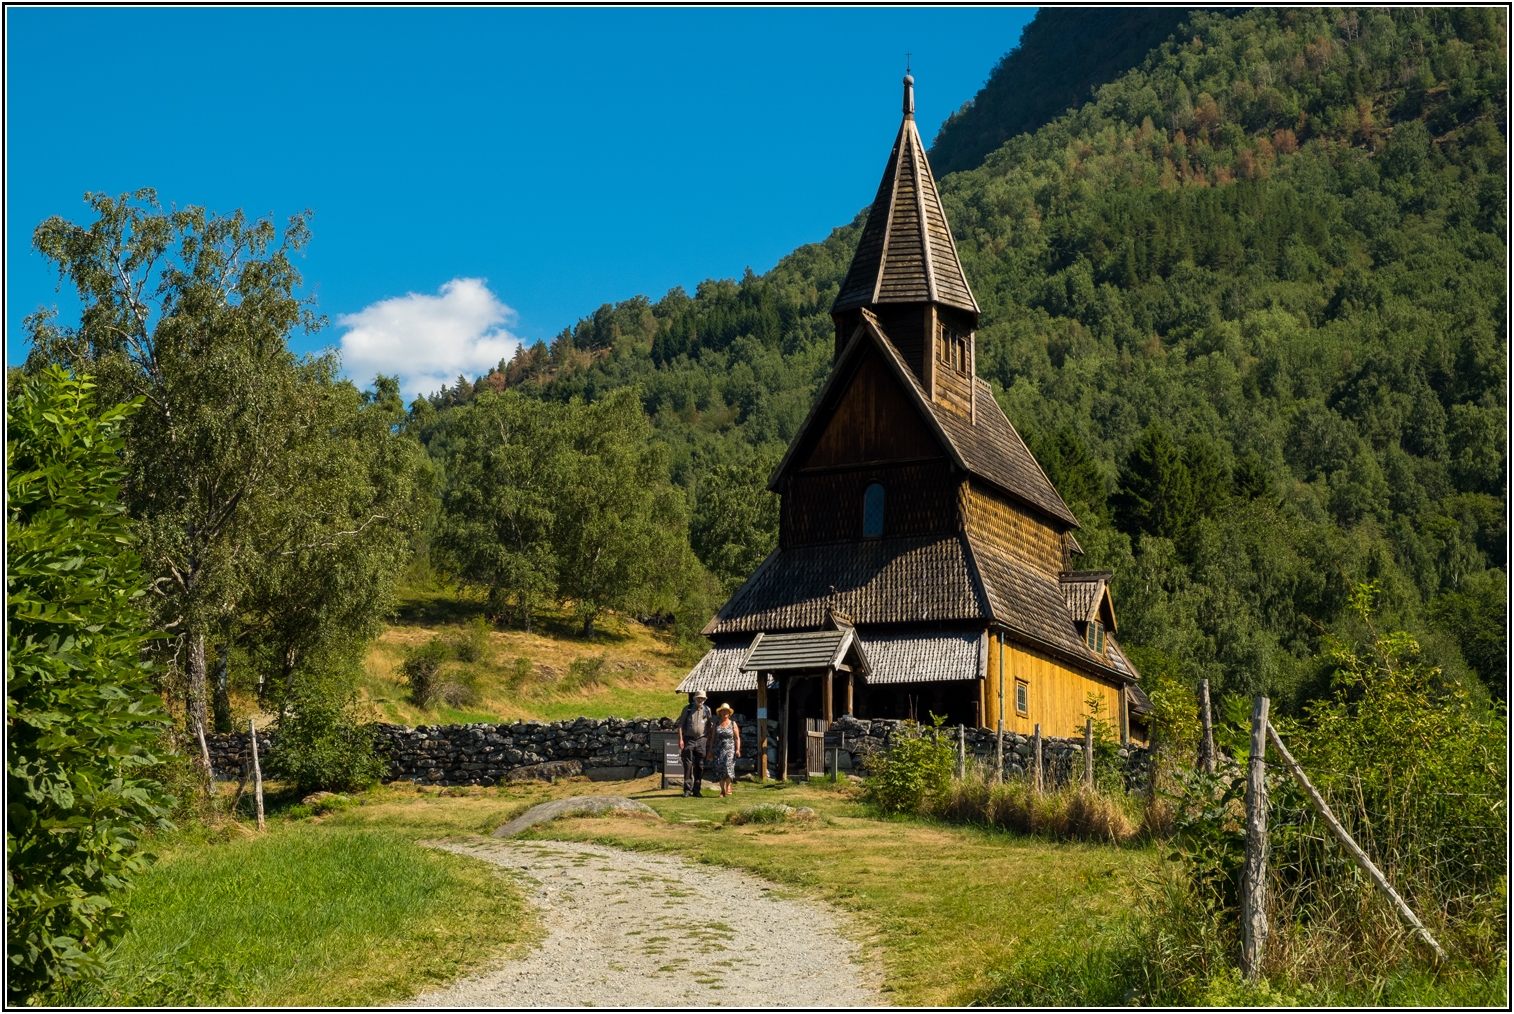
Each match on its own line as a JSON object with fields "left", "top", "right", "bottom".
{"left": 965, "top": 533, "right": 1116, "bottom": 672}
{"left": 941, "top": 380, "right": 1079, "bottom": 527}
{"left": 681, "top": 628, "right": 986, "bottom": 693}
{"left": 704, "top": 534, "right": 989, "bottom": 636}
{"left": 741, "top": 629, "right": 869, "bottom": 673}
{"left": 676, "top": 641, "right": 758, "bottom": 694}
{"left": 833, "top": 84, "right": 978, "bottom": 316}
{"left": 864, "top": 628, "right": 984, "bottom": 684}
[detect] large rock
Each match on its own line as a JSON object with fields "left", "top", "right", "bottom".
{"left": 505, "top": 759, "right": 583, "bottom": 782}
{"left": 492, "top": 795, "right": 659, "bottom": 838}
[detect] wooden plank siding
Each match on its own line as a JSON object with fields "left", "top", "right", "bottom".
{"left": 961, "top": 481, "right": 1066, "bottom": 578}
{"left": 804, "top": 346, "right": 939, "bottom": 468}
{"left": 783, "top": 462, "right": 960, "bottom": 546}
{"left": 987, "top": 631, "right": 1124, "bottom": 739}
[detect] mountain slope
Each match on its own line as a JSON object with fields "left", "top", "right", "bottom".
{"left": 929, "top": 8, "right": 1198, "bottom": 176}
{"left": 421, "top": 7, "right": 1507, "bottom": 705}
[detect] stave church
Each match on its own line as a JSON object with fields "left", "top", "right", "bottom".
{"left": 679, "top": 74, "right": 1149, "bottom": 778}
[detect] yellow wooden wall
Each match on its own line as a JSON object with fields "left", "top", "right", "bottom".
{"left": 983, "top": 631, "right": 1129, "bottom": 741}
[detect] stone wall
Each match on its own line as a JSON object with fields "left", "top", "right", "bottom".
{"left": 205, "top": 717, "right": 763, "bottom": 786}
{"left": 205, "top": 715, "right": 1147, "bottom": 788}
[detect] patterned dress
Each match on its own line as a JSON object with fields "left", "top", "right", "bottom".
{"left": 709, "top": 720, "right": 737, "bottom": 780}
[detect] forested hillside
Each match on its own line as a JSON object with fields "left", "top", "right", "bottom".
{"left": 928, "top": 7, "right": 1197, "bottom": 176}
{"left": 421, "top": 7, "right": 1506, "bottom": 708}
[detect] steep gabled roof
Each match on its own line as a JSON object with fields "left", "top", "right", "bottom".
{"left": 833, "top": 76, "right": 979, "bottom": 317}
{"left": 770, "top": 312, "right": 1078, "bottom": 529}
{"left": 1059, "top": 570, "right": 1118, "bottom": 632}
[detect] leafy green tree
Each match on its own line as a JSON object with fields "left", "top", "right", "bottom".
{"left": 6, "top": 368, "right": 173, "bottom": 1003}
{"left": 1113, "top": 424, "right": 1196, "bottom": 543}
{"left": 27, "top": 191, "right": 322, "bottom": 745}
{"left": 555, "top": 389, "right": 692, "bottom": 637}
{"left": 431, "top": 390, "right": 568, "bottom": 631}
{"left": 691, "top": 452, "right": 781, "bottom": 594}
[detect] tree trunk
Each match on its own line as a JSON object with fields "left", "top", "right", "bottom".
{"left": 187, "top": 632, "right": 210, "bottom": 743}
{"left": 1199, "top": 678, "right": 1216, "bottom": 775}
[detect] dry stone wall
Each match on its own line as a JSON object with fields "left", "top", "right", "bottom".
{"left": 206, "top": 715, "right": 1147, "bottom": 787}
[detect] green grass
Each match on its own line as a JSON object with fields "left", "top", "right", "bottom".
{"left": 58, "top": 820, "right": 538, "bottom": 1007}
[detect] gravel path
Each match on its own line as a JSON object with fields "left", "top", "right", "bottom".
{"left": 404, "top": 837, "right": 885, "bottom": 1008}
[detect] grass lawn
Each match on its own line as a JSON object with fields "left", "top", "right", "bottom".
{"left": 62, "top": 818, "right": 539, "bottom": 1007}
{"left": 330, "top": 776, "right": 1159, "bottom": 1006}
{"left": 360, "top": 590, "right": 689, "bottom": 726}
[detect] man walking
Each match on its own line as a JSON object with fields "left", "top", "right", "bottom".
{"left": 676, "top": 690, "right": 713, "bottom": 797}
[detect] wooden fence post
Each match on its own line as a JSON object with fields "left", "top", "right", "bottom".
{"left": 1199, "top": 678, "right": 1216, "bottom": 775}
{"left": 1267, "top": 722, "right": 1448, "bottom": 963}
{"left": 957, "top": 724, "right": 966, "bottom": 780}
{"left": 196, "top": 724, "right": 216, "bottom": 797}
{"left": 1083, "top": 717, "right": 1094, "bottom": 790}
{"left": 1033, "top": 723, "right": 1044, "bottom": 795}
{"left": 249, "top": 718, "right": 266, "bottom": 833}
{"left": 1241, "top": 696, "right": 1269, "bottom": 979}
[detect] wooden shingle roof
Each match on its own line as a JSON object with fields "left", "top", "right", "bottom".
{"left": 833, "top": 76, "right": 978, "bottom": 317}
{"left": 680, "top": 627, "right": 986, "bottom": 692}
{"left": 741, "top": 629, "right": 871, "bottom": 674}
{"left": 702, "top": 534, "right": 990, "bottom": 636}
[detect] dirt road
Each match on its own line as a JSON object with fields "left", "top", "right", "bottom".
{"left": 403, "top": 837, "right": 885, "bottom": 1008}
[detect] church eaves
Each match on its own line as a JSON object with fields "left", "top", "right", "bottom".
{"left": 832, "top": 75, "right": 980, "bottom": 318}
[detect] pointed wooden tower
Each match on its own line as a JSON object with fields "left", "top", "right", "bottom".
{"left": 680, "top": 77, "right": 1148, "bottom": 779}
{"left": 831, "top": 73, "right": 982, "bottom": 420}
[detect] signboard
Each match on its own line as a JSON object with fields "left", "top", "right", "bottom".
{"left": 651, "top": 731, "right": 682, "bottom": 790}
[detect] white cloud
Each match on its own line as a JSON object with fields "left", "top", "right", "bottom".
{"left": 338, "top": 278, "right": 520, "bottom": 400}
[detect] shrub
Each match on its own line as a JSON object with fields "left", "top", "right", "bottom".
{"left": 266, "top": 680, "right": 386, "bottom": 793}
{"left": 505, "top": 656, "right": 533, "bottom": 691}
{"left": 448, "top": 617, "right": 491, "bottom": 664}
{"left": 863, "top": 719, "right": 954, "bottom": 815}
{"left": 6, "top": 368, "right": 174, "bottom": 1003}
{"left": 563, "top": 654, "right": 609, "bottom": 691}
{"left": 400, "top": 638, "right": 451, "bottom": 706}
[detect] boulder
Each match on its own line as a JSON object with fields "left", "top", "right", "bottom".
{"left": 492, "top": 795, "right": 659, "bottom": 838}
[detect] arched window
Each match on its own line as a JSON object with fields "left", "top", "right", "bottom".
{"left": 862, "top": 483, "right": 885, "bottom": 537}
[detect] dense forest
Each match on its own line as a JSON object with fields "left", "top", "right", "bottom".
{"left": 425, "top": 7, "right": 1507, "bottom": 707}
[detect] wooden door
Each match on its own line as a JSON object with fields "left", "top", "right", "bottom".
{"left": 805, "top": 718, "right": 826, "bottom": 778}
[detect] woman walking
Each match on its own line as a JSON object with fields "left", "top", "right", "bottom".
{"left": 707, "top": 703, "right": 742, "bottom": 798}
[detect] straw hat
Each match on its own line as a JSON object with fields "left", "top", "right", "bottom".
{"left": 716, "top": 702, "right": 735, "bottom": 716}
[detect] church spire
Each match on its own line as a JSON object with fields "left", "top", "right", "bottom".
{"left": 832, "top": 75, "right": 979, "bottom": 320}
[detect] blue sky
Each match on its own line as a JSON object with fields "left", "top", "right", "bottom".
{"left": 7, "top": 6, "right": 1035, "bottom": 396}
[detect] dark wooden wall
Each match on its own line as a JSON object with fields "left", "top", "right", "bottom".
{"left": 783, "top": 461, "right": 960, "bottom": 547}
{"left": 805, "top": 348, "right": 937, "bottom": 468}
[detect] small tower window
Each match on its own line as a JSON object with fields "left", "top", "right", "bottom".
{"left": 1087, "top": 620, "right": 1106, "bottom": 654}
{"left": 862, "top": 483, "right": 885, "bottom": 537}
{"left": 938, "top": 326, "right": 969, "bottom": 375}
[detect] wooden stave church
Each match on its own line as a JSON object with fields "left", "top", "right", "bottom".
{"left": 679, "top": 74, "right": 1149, "bottom": 778}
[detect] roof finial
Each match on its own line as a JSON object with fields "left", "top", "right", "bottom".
{"left": 902, "top": 57, "right": 915, "bottom": 118}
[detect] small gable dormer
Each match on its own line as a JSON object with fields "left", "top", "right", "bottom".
{"left": 831, "top": 74, "right": 980, "bottom": 422}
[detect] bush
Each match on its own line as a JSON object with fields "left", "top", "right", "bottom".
{"left": 400, "top": 638, "right": 451, "bottom": 706}
{"left": 563, "top": 654, "right": 609, "bottom": 691}
{"left": 863, "top": 719, "right": 954, "bottom": 815}
{"left": 1142, "top": 584, "right": 1508, "bottom": 1000}
{"left": 447, "top": 617, "right": 491, "bottom": 664}
{"left": 505, "top": 656, "right": 533, "bottom": 691}
{"left": 266, "top": 681, "right": 386, "bottom": 793}
{"left": 6, "top": 368, "right": 174, "bottom": 1003}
